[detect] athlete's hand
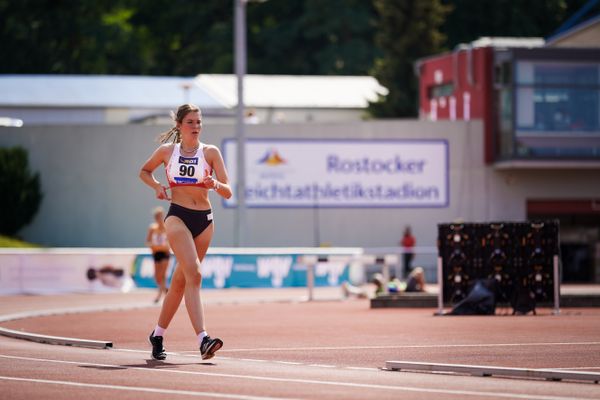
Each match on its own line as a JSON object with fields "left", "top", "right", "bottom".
{"left": 155, "top": 185, "right": 171, "bottom": 201}
{"left": 202, "top": 176, "right": 217, "bottom": 189}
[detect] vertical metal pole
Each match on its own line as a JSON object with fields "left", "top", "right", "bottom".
{"left": 307, "top": 263, "right": 315, "bottom": 301}
{"left": 382, "top": 262, "right": 390, "bottom": 283}
{"left": 399, "top": 250, "right": 405, "bottom": 279}
{"left": 313, "top": 182, "right": 320, "bottom": 247}
{"left": 553, "top": 254, "right": 561, "bottom": 315}
{"left": 302, "top": 255, "right": 317, "bottom": 301}
{"left": 234, "top": 0, "right": 246, "bottom": 247}
{"left": 181, "top": 82, "right": 192, "bottom": 104}
{"left": 435, "top": 256, "right": 444, "bottom": 315}
{"left": 19, "top": 254, "right": 24, "bottom": 293}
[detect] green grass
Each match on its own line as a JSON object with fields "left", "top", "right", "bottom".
{"left": 0, "top": 235, "right": 40, "bottom": 248}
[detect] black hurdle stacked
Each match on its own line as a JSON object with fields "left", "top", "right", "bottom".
{"left": 437, "top": 221, "right": 560, "bottom": 308}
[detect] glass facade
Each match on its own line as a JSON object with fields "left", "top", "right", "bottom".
{"left": 499, "top": 58, "right": 600, "bottom": 159}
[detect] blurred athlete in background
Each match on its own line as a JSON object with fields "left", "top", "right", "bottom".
{"left": 146, "top": 206, "right": 170, "bottom": 303}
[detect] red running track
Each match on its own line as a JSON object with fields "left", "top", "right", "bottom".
{"left": 1, "top": 288, "right": 600, "bottom": 400}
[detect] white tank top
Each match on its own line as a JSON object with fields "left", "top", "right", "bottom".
{"left": 150, "top": 231, "right": 168, "bottom": 246}
{"left": 166, "top": 143, "right": 212, "bottom": 188}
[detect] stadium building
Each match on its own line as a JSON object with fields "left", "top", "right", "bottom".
{"left": 415, "top": 16, "right": 600, "bottom": 282}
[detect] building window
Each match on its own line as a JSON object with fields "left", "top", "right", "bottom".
{"left": 427, "top": 83, "right": 454, "bottom": 99}
{"left": 494, "top": 61, "right": 512, "bottom": 86}
{"left": 513, "top": 60, "right": 600, "bottom": 158}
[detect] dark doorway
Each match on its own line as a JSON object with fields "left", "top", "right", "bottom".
{"left": 527, "top": 199, "right": 600, "bottom": 283}
{"left": 560, "top": 243, "right": 593, "bottom": 282}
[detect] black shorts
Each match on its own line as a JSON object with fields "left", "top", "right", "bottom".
{"left": 166, "top": 203, "right": 213, "bottom": 238}
{"left": 153, "top": 251, "right": 170, "bottom": 262}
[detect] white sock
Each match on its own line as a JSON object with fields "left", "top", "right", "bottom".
{"left": 153, "top": 325, "right": 166, "bottom": 337}
{"left": 197, "top": 330, "right": 207, "bottom": 345}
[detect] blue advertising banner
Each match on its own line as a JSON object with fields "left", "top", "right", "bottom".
{"left": 131, "top": 253, "right": 349, "bottom": 289}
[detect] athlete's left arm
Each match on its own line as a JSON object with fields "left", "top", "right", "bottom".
{"left": 203, "top": 145, "right": 233, "bottom": 199}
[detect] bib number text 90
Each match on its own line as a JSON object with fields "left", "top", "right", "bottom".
{"left": 179, "top": 165, "right": 195, "bottom": 176}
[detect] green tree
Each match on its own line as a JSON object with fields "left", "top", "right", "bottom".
{"left": 247, "top": 0, "right": 378, "bottom": 75}
{"left": 0, "top": 0, "right": 233, "bottom": 75}
{"left": 0, "top": 0, "right": 143, "bottom": 74}
{"left": 3, "top": 0, "right": 596, "bottom": 110}
{"left": 0, "top": 0, "right": 378, "bottom": 76}
{"left": 0, "top": 147, "right": 43, "bottom": 236}
{"left": 127, "top": 0, "right": 233, "bottom": 75}
{"left": 440, "top": 0, "right": 595, "bottom": 49}
{"left": 369, "top": 0, "right": 450, "bottom": 118}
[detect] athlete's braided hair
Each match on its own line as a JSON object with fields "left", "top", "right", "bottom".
{"left": 158, "top": 104, "right": 201, "bottom": 144}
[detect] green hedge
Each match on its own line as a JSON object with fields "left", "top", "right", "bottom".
{"left": 0, "top": 146, "right": 43, "bottom": 236}
{"left": 0, "top": 234, "right": 40, "bottom": 248}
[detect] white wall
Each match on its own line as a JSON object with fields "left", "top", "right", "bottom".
{"left": 1, "top": 119, "right": 599, "bottom": 250}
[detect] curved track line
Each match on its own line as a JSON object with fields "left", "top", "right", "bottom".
{"left": 0, "top": 302, "right": 155, "bottom": 348}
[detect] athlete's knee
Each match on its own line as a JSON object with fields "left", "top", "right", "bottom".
{"left": 176, "top": 258, "right": 201, "bottom": 285}
{"left": 169, "top": 280, "right": 185, "bottom": 295}
{"left": 169, "top": 274, "right": 185, "bottom": 293}
{"left": 183, "top": 269, "right": 202, "bottom": 288}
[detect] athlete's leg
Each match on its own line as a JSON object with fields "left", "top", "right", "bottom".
{"left": 188, "top": 223, "right": 214, "bottom": 334}
{"left": 163, "top": 216, "right": 210, "bottom": 334}
{"left": 193, "top": 223, "right": 222, "bottom": 360}
{"left": 155, "top": 217, "right": 191, "bottom": 329}
{"left": 154, "top": 258, "right": 168, "bottom": 302}
{"left": 155, "top": 260, "right": 183, "bottom": 328}
{"left": 159, "top": 259, "right": 169, "bottom": 291}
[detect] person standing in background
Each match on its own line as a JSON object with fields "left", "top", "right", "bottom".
{"left": 146, "top": 206, "right": 170, "bottom": 303}
{"left": 400, "top": 226, "right": 416, "bottom": 276}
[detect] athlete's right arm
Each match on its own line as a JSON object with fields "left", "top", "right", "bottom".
{"left": 140, "top": 145, "right": 171, "bottom": 200}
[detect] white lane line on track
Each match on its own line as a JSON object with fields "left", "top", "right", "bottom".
{"left": 0, "top": 376, "right": 290, "bottom": 400}
{"left": 114, "top": 348, "right": 149, "bottom": 353}
{"left": 115, "top": 348, "right": 367, "bottom": 370}
{"left": 0, "top": 354, "right": 593, "bottom": 400}
{"left": 215, "top": 341, "right": 600, "bottom": 353}
{"left": 114, "top": 348, "right": 600, "bottom": 375}
{"left": 123, "top": 349, "right": 338, "bottom": 370}
{"left": 345, "top": 367, "right": 380, "bottom": 372}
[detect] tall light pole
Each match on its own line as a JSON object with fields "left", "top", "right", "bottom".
{"left": 234, "top": 0, "right": 247, "bottom": 247}
{"left": 181, "top": 82, "right": 192, "bottom": 104}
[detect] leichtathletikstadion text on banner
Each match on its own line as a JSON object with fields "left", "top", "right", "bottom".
{"left": 223, "top": 139, "right": 449, "bottom": 208}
